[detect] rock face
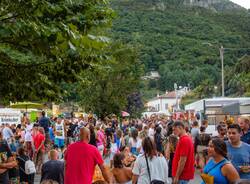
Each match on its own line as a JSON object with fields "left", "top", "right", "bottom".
{"left": 115, "top": 0, "right": 246, "bottom": 12}
{"left": 183, "top": 0, "right": 245, "bottom": 11}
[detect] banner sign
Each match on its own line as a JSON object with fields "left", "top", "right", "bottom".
{"left": 0, "top": 108, "right": 22, "bottom": 125}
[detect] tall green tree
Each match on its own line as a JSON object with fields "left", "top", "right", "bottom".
{"left": 77, "top": 43, "right": 143, "bottom": 118}
{"left": 0, "top": 0, "right": 114, "bottom": 103}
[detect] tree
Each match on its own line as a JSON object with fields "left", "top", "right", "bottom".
{"left": 0, "top": 0, "right": 114, "bottom": 103}
{"left": 226, "top": 55, "right": 250, "bottom": 96}
{"left": 77, "top": 43, "right": 143, "bottom": 118}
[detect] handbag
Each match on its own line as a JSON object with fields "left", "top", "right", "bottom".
{"left": 200, "top": 159, "right": 226, "bottom": 184}
{"left": 145, "top": 154, "right": 165, "bottom": 184}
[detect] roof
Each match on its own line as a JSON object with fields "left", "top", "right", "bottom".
{"left": 185, "top": 97, "right": 250, "bottom": 111}
{"left": 159, "top": 91, "right": 177, "bottom": 98}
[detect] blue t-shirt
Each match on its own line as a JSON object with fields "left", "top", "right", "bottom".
{"left": 241, "top": 130, "right": 250, "bottom": 144}
{"left": 226, "top": 141, "right": 250, "bottom": 179}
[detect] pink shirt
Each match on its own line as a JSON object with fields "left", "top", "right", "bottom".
{"left": 97, "top": 130, "right": 105, "bottom": 147}
{"left": 65, "top": 141, "right": 104, "bottom": 184}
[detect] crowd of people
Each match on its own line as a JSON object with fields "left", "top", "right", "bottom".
{"left": 0, "top": 111, "right": 250, "bottom": 184}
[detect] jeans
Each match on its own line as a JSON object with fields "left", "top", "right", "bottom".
{"left": 179, "top": 180, "right": 189, "bottom": 184}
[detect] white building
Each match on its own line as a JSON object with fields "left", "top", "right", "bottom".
{"left": 141, "top": 71, "right": 160, "bottom": 80}
{"left": 143, "top": 87, "right": 189, "bottom": 117}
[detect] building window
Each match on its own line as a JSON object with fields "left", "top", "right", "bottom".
{"left": 165, "top": 103, "right": 168, "bottom": 110}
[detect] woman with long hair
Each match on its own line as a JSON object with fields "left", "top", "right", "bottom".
{"left": 132, "top": 137, "right": 169, "bottom": 184}
{"left": 89, "top": 124, "right": 97, "bottom": 147}
{"left": 201, "top": 138, "right": 239, "bottom": 184}
{"left": 165, "top": 134, "right": 178, "bottom": 179}
{"left": 129, "top": 129, "right": 140, "bottom": 156}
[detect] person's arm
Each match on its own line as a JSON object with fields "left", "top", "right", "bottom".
{"left": 173, "top": 156, "right": 187, "bottom": 184}
{"left": 126, "top": 167, "right": 133, "bottom": 179}
{"left": 222, "top": 164, "right": 240, "bottom": 183}
{"left": 36, "top": 140, "right": 45, "bottom": 151}
{"left": 0, "top": 156, "right": 17, "bottom": 169}
{"left": 165, "top": 143, "right": 170, "bottom": 160}
{"left": 99, "top": 164, "right": 112, "bottom": 184}
{"left": 9, "top": 128, "right": 14, "bottom": 137}
{"left": 132, "top": 175, "right": 139, "bottom": 184}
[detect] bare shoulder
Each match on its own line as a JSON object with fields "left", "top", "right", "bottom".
{"left": 221, "top": 162, "right": 238, "bottom": 177}
{"left": 124, "top": 166, "right": 132, "bottom": 171}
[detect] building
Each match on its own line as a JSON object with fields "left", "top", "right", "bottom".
{"left": 143, "top": 87, "right": 189, "bottom": 117}
{"left": 141, "top": 71, "right": 160, "bottom": 80}
{"left": 185, "top": 97, "right": 250, "bottom": 135}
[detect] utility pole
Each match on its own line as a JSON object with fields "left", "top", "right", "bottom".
{"left": 219, "top": 46, "right": 224, "bottom": 97}
{"left": 174, "top": 83, "right": 178, "bottom": 111}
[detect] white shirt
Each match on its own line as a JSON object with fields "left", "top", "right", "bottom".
{"left": 129, "top": 137, "right": 142, "bottom": 149}
{"left": 55, "top": 121, "right": 65, "bottom": 139}
{"left": 132, "top": 154, "right": 169, "bottom": 184}
{"left": 2, "top": 127, "right": 14, "bottom": 140}
{"left": 148, "top": 128, "right": 154, "bottom": 139}
{"left": 25, "top": 131, "right": 33, "bottom": 142}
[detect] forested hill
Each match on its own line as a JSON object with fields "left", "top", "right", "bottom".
{"left": 110, "top": 0, "right": 250, "bottom": 99}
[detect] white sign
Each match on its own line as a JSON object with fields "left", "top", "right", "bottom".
{"left": 0, "top": 108, "right": 22, "bottom": 125}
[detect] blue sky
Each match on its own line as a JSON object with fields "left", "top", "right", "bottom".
{"left": 230, "top": 0, "right": 250, "bottom": 9}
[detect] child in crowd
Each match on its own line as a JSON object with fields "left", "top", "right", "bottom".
{"left": 112, "top": 153, "right": 132, "bottom": 184}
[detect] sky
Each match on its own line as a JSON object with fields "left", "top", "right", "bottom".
{"left": 230, "top": 0, "right": 250, "bottom": 9}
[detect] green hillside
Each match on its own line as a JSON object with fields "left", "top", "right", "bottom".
{"left": 110, "top": 0, "right": 250, "bottom": 99}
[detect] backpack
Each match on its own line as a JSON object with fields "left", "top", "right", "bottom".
{"left": 18, "top": 156, "right": 36, "bottom": 175}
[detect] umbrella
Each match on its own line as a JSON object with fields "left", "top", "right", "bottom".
{"left": 121, "top": 111, "right": 130, "bottom": 117}
{"left": 9, "top": 102, "right": 45, "bottom": 112}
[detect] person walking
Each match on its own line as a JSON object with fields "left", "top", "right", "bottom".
{"left": 0, "top": 131, "right": 17, "bottom": 184}
{"left": 194, "top": 125, "right": 211, "bottom": 170}
{"left": 17, "top": 147, "right": 35, "bottom": 184}
{"left": 201, "top": 138, "right": 239, "bottom": 184}
{"left": 64, "top": 127, "right": 111, "bottom": 184}
{"left": 38, "top": 111, "right": 50, "bottom": 149}
{"left": 132, "top": 137, "right": 169, "bottom": 184}
{"left": 239, "top": 118, "right": 250, "bottom": 144}
{"left": 2, "top": 124, "right": 14, "bottom": 144}
{"left": 33, "top": 127, "right": 45, "bottom": 174}
{"left": 41, "top": 150, "right": 64, "bottom": 184}
{"left": 226, "top": 124, "right": 250, "bottom": 179}
{"left": 54, "top": 118, "right": 66, "bottom": 150}
{"left": 172, "top": 121, "right": 195, "bottom": 184}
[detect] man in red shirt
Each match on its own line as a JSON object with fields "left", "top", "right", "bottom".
{"left": 33, "top": 127, "right": 45, "bottom": 174}
{"left": 172, "top": 121, "right": 195, "bottom": 184}
{"left": 64, "top": 127, "right": 111, "bottom": 184}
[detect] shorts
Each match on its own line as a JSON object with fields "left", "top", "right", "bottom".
{"left": 55, "top": 138, "right": 65, "bottom": 148}
{"left": 45, "top": 132, "right": 51, "bottom": 146}
{"left": 34, "top": 150, "right": 44, "bottom": 166}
